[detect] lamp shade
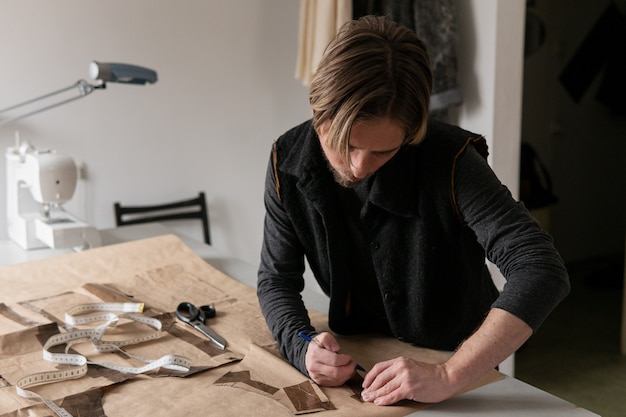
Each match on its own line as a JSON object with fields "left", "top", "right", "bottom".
{"left": 89, "top": 61, "right": 158, "bottom": 85}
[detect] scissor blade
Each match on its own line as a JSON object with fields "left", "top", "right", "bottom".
{"left": 192, "top": 321, "right": 227, "bottom": 350}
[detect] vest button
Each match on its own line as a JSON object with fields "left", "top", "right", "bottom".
{"left": 371, "top": 241, "right": 380, "bottom": 250}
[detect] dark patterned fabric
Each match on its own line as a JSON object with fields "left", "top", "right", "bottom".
{"left": 353, "top": 0, "right": 462, "bottom": 114}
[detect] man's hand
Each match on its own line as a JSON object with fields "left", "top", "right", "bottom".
{"left": 360, "top": 357, "right": 455, "bottom": 405}
{"left": 361, "top": 308, "right": 533, "bottom": 406}
{"left": 304, "top": 332, "right": 359, "bottom": 386}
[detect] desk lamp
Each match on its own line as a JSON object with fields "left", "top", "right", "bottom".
{"left": 1, "top": 61, "right": 158, "bottom": 250}
{"left": 0, "top": 62, "right": 157, "bottom": 127}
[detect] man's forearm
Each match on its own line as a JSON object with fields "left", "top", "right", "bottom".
{"left": 444, "top": 308, "right": 533, "bottom": 393}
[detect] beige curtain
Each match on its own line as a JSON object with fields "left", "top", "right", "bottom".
{"left": 295, "top": 0, "right": 352, "bottom": 86}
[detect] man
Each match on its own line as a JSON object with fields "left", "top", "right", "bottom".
{"left": 257, "top": 15, "right": 569, "bottom": 405}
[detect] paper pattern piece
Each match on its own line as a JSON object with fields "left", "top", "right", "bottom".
{"left": 0, "top": 235, "right": 503, "bottom": 416}
{"left": 214, "top": 343, "right": 335, "bottom": 415}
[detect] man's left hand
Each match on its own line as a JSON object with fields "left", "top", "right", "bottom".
{"left": 360, "top": 356, "right": 455, "bottom": 405}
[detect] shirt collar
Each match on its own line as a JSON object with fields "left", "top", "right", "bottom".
{"left": 279, "top": 121, "right": 419, "bottom": 218}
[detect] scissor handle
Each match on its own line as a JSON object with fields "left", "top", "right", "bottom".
{"left": 176, "top": 302, "right": 201, "bottom": 323}
{"left": 175, "top": 302, "right": 226, "bottom": 349}
{"left": 199, "top": 304, "right": 216, "bottom": 319}
{"left": 176, "top": 302, "right": 216, "bottom": 323}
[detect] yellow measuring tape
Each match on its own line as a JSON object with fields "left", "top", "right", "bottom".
{"left": 16, "top": 302, "right": 191, "bottom": 417}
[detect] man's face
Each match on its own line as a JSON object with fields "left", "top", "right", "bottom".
{"left": 318, "top": 117, "right": 405, "bottom": 188}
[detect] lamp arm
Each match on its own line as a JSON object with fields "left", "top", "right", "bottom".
{"left": 0, "top": 80, "right": 102, "bottom": 127}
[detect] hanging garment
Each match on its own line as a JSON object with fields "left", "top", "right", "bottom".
{"left": 353, "top": 0, "right": 462, "bottom": 113}
{"left": 295, "top": 0, "right": 352, "bottom": 86}
{"left": 559, "top": 2, "right": 626, "bottom": 116}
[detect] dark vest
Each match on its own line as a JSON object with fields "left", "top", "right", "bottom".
{"left": 273, "top": 118, "right": 498, "bottom": 351}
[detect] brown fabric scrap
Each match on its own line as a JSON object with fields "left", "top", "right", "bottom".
{"left": 0, "top": 387, "right": 107, "bottom": 417}
{"left": 345, "top": 373, "right": 365, "bottom": 403}
{"left": 284, "top": 381, "right": 334, "bottom": 414}
{"left": 0, "top": 303, "right": 41, "bottom": 328}
{"left": 215, "top": 370, "right": 280, "bottom": 395}
{"left": 17, "top": 301, "right": 62, "bottom": 330}
{"left": 59, "top": 388, "right": 106, "bottom": 417}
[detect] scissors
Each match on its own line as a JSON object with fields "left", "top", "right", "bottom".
{"left": 176, "top": 302, "right": 227, "bottom": 349}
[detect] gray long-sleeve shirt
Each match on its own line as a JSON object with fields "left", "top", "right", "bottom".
{"left": 257, "top": 118, "right": 570, "bottom": 376}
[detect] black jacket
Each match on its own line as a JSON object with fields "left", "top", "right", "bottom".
{"left": 257, "top": 118, "right": 569, "bottom": 375}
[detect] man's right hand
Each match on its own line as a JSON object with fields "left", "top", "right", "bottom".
{"left": 304, "top": 332, "right": 359, "bottom": 386}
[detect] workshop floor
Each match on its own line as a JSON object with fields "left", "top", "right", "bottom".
{"left": 515, "top": 255, "right": 626, "bottom": 417}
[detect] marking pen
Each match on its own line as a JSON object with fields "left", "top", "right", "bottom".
{"left": 298, "top": 331, "right": 366, "bottom": 372}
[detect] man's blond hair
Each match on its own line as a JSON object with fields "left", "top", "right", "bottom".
{"left": 310, "top": 15, "right": 432, "bottom": 163}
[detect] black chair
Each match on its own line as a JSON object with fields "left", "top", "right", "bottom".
{"left": 114, "top": 192, "right": 211, "bottom": 245}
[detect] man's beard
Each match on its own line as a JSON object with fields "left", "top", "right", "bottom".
{"left": 327, "top": 162, "right": 370, "bottom": 188}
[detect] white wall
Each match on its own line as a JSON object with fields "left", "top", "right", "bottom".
{"left": 453, "top": 0, "right": 525, "bottom": 194}
{"left": 0, "top": 0, "right": 311, "bottom": 265}
{"left": 452, "top": 0, "right": 526, "bottom": 377}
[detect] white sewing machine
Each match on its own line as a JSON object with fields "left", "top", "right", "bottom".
{"left": 6, "top": 140, "right": 101, "bottom": 250}
{"left": 1, "top": 61, "right": 157, "bottom": 251}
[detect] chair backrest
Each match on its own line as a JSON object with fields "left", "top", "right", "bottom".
{"left": 114, "top": 192, "right": 211, "bottom": 245}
